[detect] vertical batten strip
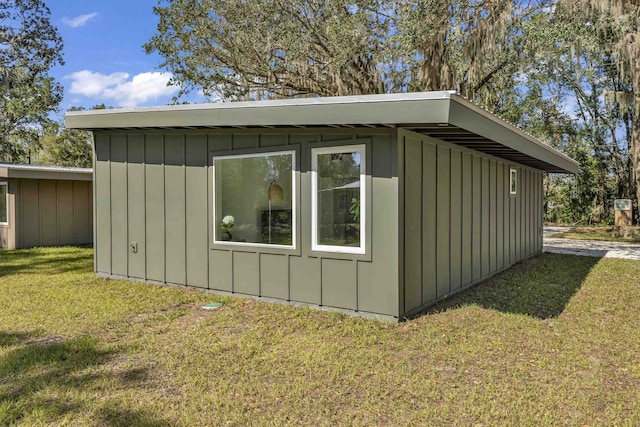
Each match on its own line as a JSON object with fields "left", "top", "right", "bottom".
{"left": 397, "top": 133, "right": 405, "bottom": 315}
{"left": 489, "top": 160, "right": 496, "bottom": 274}
{"left": 143, "top": 135, "right": 147, "bottom": 280}
{"left": 403, "top": 136, "right": 422, "bottom": 311}
{"left": 528, "top": 169, "right": 532, "bottom": 255}
{"left": 436, "top": 146, "right": 450, "bottom": 298}
{"left": 461, "top": 152, "right": 472, "bottom": 286}
{"left": 449, "top": 149, "right": 462, "bottom": 292}
{"left": 184, "top": 135, "right": 187, "bottom": 286}
{"left": 422, "top": 140, "right": 437, "bottom": 304}
{"left": 126, "top": 135, "right": 129, "bottom": 277}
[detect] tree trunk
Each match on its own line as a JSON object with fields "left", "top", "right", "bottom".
{"left": 632, "top": 55, "right": 640, "bottom": 223}
{"left": 634, "top": 108, "right": 640, "bottom": 220}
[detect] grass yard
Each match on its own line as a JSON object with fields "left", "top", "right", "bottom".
{"left": 553, "top": 226, "right": 640, "bottom": 243}
{"left": 1, "top": 247, "right": 639, "bottom": 425}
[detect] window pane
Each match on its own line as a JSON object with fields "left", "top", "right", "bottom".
{"left": 0, "top": 184, "right": 6, "bottom": 223}
{"left": 317, "top": 151, "right": 361, "bottom": 247}
{"left": 215, "top": 153, "right": 293, "bottom": 246}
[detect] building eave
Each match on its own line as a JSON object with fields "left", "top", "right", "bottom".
{"left": 65, "top": 91, "right": 579, "bottom": 174}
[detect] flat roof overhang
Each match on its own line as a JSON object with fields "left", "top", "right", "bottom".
{"left": 0, "top": 164, "right": 93, "bottom": 181}
{"left": 65, "top": 91, "right": 578, "bottom": 174}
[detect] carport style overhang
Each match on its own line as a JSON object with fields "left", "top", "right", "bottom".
{"left": 66, "top": 91, "right": 578, "bottom": 174}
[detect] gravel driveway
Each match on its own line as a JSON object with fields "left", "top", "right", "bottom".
{"left": 543, "top": 226, "right": 640, "bottom": 260}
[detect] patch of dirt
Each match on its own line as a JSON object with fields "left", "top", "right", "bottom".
{"left": 574, "top": 227, "right": 612, "bottom": 233}
{"left": 168, "top": 301, "right": 229, "bottom": 328}
{"left": 24, "top": 335, "right": 65, "bottom": 347}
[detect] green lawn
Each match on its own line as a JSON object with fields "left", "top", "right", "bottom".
{"left": 553, "top": 226, "right": 640, "bottom": 243}
{"left": 1, "top": 247, "right": 639, "bottom": 425}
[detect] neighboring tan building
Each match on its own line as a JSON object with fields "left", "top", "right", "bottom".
{"left": 66, "top": 91, "right": 578, "bottom": 321}
{"left": 0, "top": 164, "right": 93, "bottom": 249}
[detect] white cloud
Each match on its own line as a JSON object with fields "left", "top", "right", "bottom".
{"left": 62, "top": 13, "right": 99, "bottom": 28}
{"left": 66, "top": 70, "right": 180, "bottom": 107}
{"left": 67, "top": 70, "right": 128, "bottom": 97}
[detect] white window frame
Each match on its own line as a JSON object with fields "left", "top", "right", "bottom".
{"left": 0, "top": 182, "right": 8, "bottom": 226}
{"left": 212, "top": 150, "right": 296, "bottom": 249}
{"left": 311, "top": 144, "right": 366, "bottom": 255}
{"left": 510, "top": 168, "right": 518, "bottom": 195}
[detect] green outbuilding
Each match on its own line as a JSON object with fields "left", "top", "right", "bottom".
{"left": 66, "top": 91, "right": 578, "bottom": 321}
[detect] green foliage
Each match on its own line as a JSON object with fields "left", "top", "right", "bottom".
{"left": 492, "top": 9, "right": 636, "bottom": 225}
{"left": 349, "top": 197, "right": 360, "bottom": 220}
{"left": 555, "top": 0, "right": 640, "bottom": 221}
{"left": 145, "top": 0, "right": 390, "bottom": 100}
{"left": 0, "top": 0, "right": 64, "bottom": 163}
{"left": 145, "top": 0, "right": 547, "bottom": 103}
{"left": 32, "top": 106, "right": 105, "bottom": 168}
{"left": 316, "top": 152, "right": 360, "bottom": 189}
{"left": 36, "top": 127, "right": 93, "bottom": 168}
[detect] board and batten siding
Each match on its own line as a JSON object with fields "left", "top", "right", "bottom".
{"left": 12, "top": 178, "right": 93, "bottom": 249}
{"left": 399, "top": 129, "right": 543, "bottom": 317}
{"left": 93, "top": 130, "right": 400, "bottom": 318}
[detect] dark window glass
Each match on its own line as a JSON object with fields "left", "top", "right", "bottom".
{"left": 214, "top": 152, "right": 294, "bottom": 246}
{"left": 316, "top": 150, "right": 362, "bottom": 248}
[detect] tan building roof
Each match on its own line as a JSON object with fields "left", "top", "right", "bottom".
{"left": 0, "top": 163, "right": 93, "bottom": 181}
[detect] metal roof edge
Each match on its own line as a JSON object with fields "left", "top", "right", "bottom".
{"left": 448, "top": 95, "right": 579, "bottom": 174}
{"left": 0, "top": 164, "right": 93, "bottom": 181}
{"left": 65, "top": 93, "right": 453, "bottom": 129}
{"left": 66, "top": 91, "right": 457, "bottom": 118}
{"left": 0, "top": 163, "right": 92, "bottom": 174}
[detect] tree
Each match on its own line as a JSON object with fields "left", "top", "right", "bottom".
{"left": 144, "top": 0, "right": 550, "bottom": 104}
{"left": 559, "top": 0, "right": 640, "bottom": 215}
{"left": 34, "top": 105, "right": 106, "bottom": 168}
{"left": 514, "top": 1, "right": 638, "bottom": 223}
{"left": 0, "top": 0, "right": 64, "bottom": 163}
{"left": 145, "top": 0, "right": 390, "bottom": 100}
{"left": 391, "top": 0, "right": 552, "bottom": 104}
{"left": 36, "top": 126, "right": 93, "bottom": 168}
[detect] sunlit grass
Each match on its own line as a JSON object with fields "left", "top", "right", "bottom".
{"left": 553, "top": 226, "right": 640, "bottom": 243}
{"left": 1, "top": 247, "right": 639, "bottom": 425}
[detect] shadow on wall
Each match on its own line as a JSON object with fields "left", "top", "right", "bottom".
{"left": 0, "top": 332, "right": 171, "bottom": 426}
{"left": 423, "top": 253, "right": 601, "bottom": 320}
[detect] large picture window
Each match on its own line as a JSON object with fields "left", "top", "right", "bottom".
{"left": 213, "top": 150, "right": 295, "bottom": 248}
{"left": 0, "top": 182, "right": 7, "bottom": 225}
{"left": 312, "top": 145, "right": 365, "bottom": 254}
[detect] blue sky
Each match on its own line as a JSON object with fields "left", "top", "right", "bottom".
{"left": 47, "top": 0, "right": 202, "bottom": 115}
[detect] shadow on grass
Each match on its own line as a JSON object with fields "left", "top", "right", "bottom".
{"left": 99, "top": 406, "right": 173, "bottom": 427}
{"left": 0, "top": 247, "right": 93, "bottom": 277}
{"left": 0, "top": 334, "right": 170, "bottom": 425}
{"left": 0, "top": 331, "right": 38, "bottom": 347}
{"left": 426, "top": 253, "right": 601, "bottom": 319}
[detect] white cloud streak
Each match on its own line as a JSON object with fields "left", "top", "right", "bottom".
{"left": 66, "top": 70, "right": 180, "bottom": 107}
{"left": 62, "top": 13, "right": 99, "bottom": 28}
